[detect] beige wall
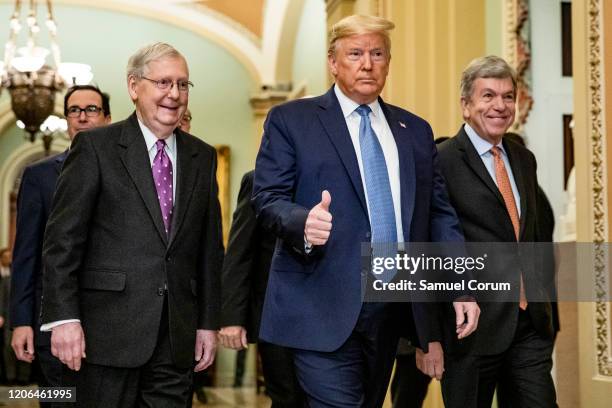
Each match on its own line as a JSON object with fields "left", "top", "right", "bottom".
{"left": 325, "top": 0, "right": 486, "bottom": 136}
{"left": 382, "top": 0, "right": 486, "bottom": 137}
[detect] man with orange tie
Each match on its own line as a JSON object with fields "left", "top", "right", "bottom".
{"left": 436, "top": 55, "right": 557, "bottom": 407}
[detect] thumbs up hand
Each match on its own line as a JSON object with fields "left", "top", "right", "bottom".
{"left": 305, "top": 190, "right": 333, "bottom": 246}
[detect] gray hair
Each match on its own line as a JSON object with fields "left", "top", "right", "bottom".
{"left": 328, "top": 15, "right": 395, "bottom": 57}
{"left": 460, "top": 55, "right": 517, "bottom": 100}
{"left": 126, "top": 42, "right": 185, "bottom": 79}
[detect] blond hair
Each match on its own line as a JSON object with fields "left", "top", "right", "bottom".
{"left": 126, "top": 42, "right": 185, "bottom": 80}
{"left": 328, "top": 15, "right": 395, "bottom": 57}
{"left": 460, "top": 55, "right": 517, "bottom": 100}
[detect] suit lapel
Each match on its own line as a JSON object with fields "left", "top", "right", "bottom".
{"left": 168, "top": 130, "right": 200, "bottom": 247}
{"left": 316, "top": 88, "right": 368, "bottom": 217}
{"left": 503, "top": 140, "right": 528, "bottom": 239}
{"left": 379, "top": 100, "right": 415, "bottom": 239}
{"left": 456, "top": 128, "right": 507, "bottom": 209}
{"left": 118, "top": 113, "right": 168, "bottom": 245}
{"left": 53, "top": 150, "right": 69, "bottom": 175}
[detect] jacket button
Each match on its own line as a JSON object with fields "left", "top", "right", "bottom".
{"left": 165, "top": 255, "right": 172, "bottom": 262}
{"left": 157, "top": 288, "right": 164, "bottom": 296}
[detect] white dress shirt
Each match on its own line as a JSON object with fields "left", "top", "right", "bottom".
{"left": 334, "top": 85, "right": 405, "bottom": 243}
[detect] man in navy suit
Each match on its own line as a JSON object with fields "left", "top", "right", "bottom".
{"left": 9, "top": 85, "right": 111, "bottom": 393}
{"left": 253, "top": 14, "right": 480, "bottom": 407}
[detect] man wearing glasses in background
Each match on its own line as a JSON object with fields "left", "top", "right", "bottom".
{"left": 10, "top": 85, "right": 111, "bottom": 402}
{"left": 40, "top": 43, "right": 223, "bottom": 406}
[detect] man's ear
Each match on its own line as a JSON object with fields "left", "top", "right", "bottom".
{"left": 460, "top": 97, "right": 470, "bottom": 119}
{"left": 328, "top": 54, "right": 338, "bottom": 77}
{"left": 127, "top": 75, "right": 138, "bottom": 101}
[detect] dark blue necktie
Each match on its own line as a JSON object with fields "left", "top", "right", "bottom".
{"left": 355, "top": 105, "right": 397, "bottom": 281}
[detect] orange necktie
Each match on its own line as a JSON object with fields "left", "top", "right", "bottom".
{"left": 491, "top": 146, "right": 528, "bottom": 310}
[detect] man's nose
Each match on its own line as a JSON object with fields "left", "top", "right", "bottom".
{"left": 493, "top": 96, "right": 506, "bottom": 110}
{"left": 362, "top": 53, "right": 373, "bottom": 70}
{"left": 167, "top": 82, "right": 180, "bottom": 99}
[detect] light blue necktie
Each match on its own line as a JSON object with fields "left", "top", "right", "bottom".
{"left": 355, "top": 105, "right": 397, "bottom": 281}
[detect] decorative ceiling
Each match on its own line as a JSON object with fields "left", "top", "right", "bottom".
{"left": 9, "top": 0, "right": 305, "bottom": 83}
{"left": 194, "top": 0, "right": 265, "bottom": 38}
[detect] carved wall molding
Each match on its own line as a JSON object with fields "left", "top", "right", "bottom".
{"left": 514, "top": 0, "right": 533, "bottom": 128}
{"left": 503, "top": 0, "right": 518, "bottom": 67}
{"left": 503, "top": 0, "right": 533, "bottom": 133}
{"left": 586, "top": 0, "right": 612, "bottom": 377}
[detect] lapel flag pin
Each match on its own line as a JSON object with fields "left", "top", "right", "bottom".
{"left": 399, "top": 121, "right": 406, "bottom": 128}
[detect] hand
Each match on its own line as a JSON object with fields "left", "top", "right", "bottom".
{"left": 194, "top": 329, "right": 217, "bottom": 372}
{"left": 218, "top": 326, "right": 248, "bottom": 350}
{"left": 51, "top": 322, "right": 86, "bottom": 371}
{"left": 416, "top": 341, "right": 444, "bottom": 380}
{"left": 304, "top": 190, "right": 332, "bottom": 246}
{"left": 453, "top": 300, "right": 480, "bottom": 339}
{"left": 11, "top": 326, "right": 35, "bottom": 363}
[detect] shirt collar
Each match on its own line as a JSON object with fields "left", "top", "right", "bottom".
{"left": 334, "top": 84, "right": 382, "bottom": 119}
{"left": 138, "top": 118, "right": 176, "bottom": 155}
{"left": 464, "top": 123, "right": 506, "bottom": 157}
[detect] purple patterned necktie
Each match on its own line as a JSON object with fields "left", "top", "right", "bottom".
{"left": 152, "top": 139, "right": 173, "bottom": 236}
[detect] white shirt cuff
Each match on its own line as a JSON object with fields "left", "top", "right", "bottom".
{"left": 40, "top": 319, "right": 80, "bottom": 332}
{"left": 304, "top": 236, "right": 313, "bottom": 254}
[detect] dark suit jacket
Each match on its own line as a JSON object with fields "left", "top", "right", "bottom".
{"left": 220, "top": 170, "right": 275, "bottom": 343}
{"left": 10, "top": 151, "right": 67, "bottom": 346}
{"left": 252, "top": 86, "right": 464, "bottom": 353}
{"left": 535, "top": 186, "right": 560, "bottom": 334}
{"left": 437, "top": 126, "right": 555, "bottom": 355}
{"left": 41, "top": 113, "right": 224, "bottom": 369}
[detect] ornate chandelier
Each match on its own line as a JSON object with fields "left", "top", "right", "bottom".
{"left": 0, "top": 0, "right": 93, "bottom": 152}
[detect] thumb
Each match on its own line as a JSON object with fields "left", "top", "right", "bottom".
{"left": 195, "top": 336, "right": 203, "bottom": 361}
{"left": 26, "top": 333, "right": 34, "bottom": 355}
{"left": 320, "top": 190, "right": 331, "bottom": 211}
{"left": 454, "top": 303, "right": 465, "bottom": 327}
{"left": 241, "top": 330, "right": 248, "bottom": 349}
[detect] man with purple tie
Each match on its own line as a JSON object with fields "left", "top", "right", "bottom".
{"left": 40, "top": 42, "right": 223, "bottom": 407}
{"left": 10, "top": 85, "right": 111, "bottom": 399}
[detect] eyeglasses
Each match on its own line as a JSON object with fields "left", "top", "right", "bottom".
{"left": 141, "top": 76, "right": 194, "bottom": 92}
{"left": 66, "top": 105, "right": 104, "bottom": 118}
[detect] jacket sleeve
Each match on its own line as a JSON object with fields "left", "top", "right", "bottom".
{"left": 10, "top": 166, "right": 43, "bottom": 327}
{"left": 41, "top": 133, "right": 101, "bottom": 324}
{"left": 220, "top": 172, "right": 257, "bottom": 328}
{"left": 251, "top": 106, "right": 310, "bottom": 255}
{"left": 198, "top": 149, "right": 224, "bottom": 330}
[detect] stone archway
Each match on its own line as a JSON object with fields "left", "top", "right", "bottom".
{"left": 0, "top": 140, "right": 69, "bottom": 248}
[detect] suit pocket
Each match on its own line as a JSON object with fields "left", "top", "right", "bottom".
{"left": 80, "top": 270, "right": 126, "bottom": 291}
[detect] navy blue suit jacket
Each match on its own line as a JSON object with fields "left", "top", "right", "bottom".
{"left": 10, "top": 151, "right": 67, "bottom": 345}
{"left": 252, "top": 87, "right": 463, "bottom": 352}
